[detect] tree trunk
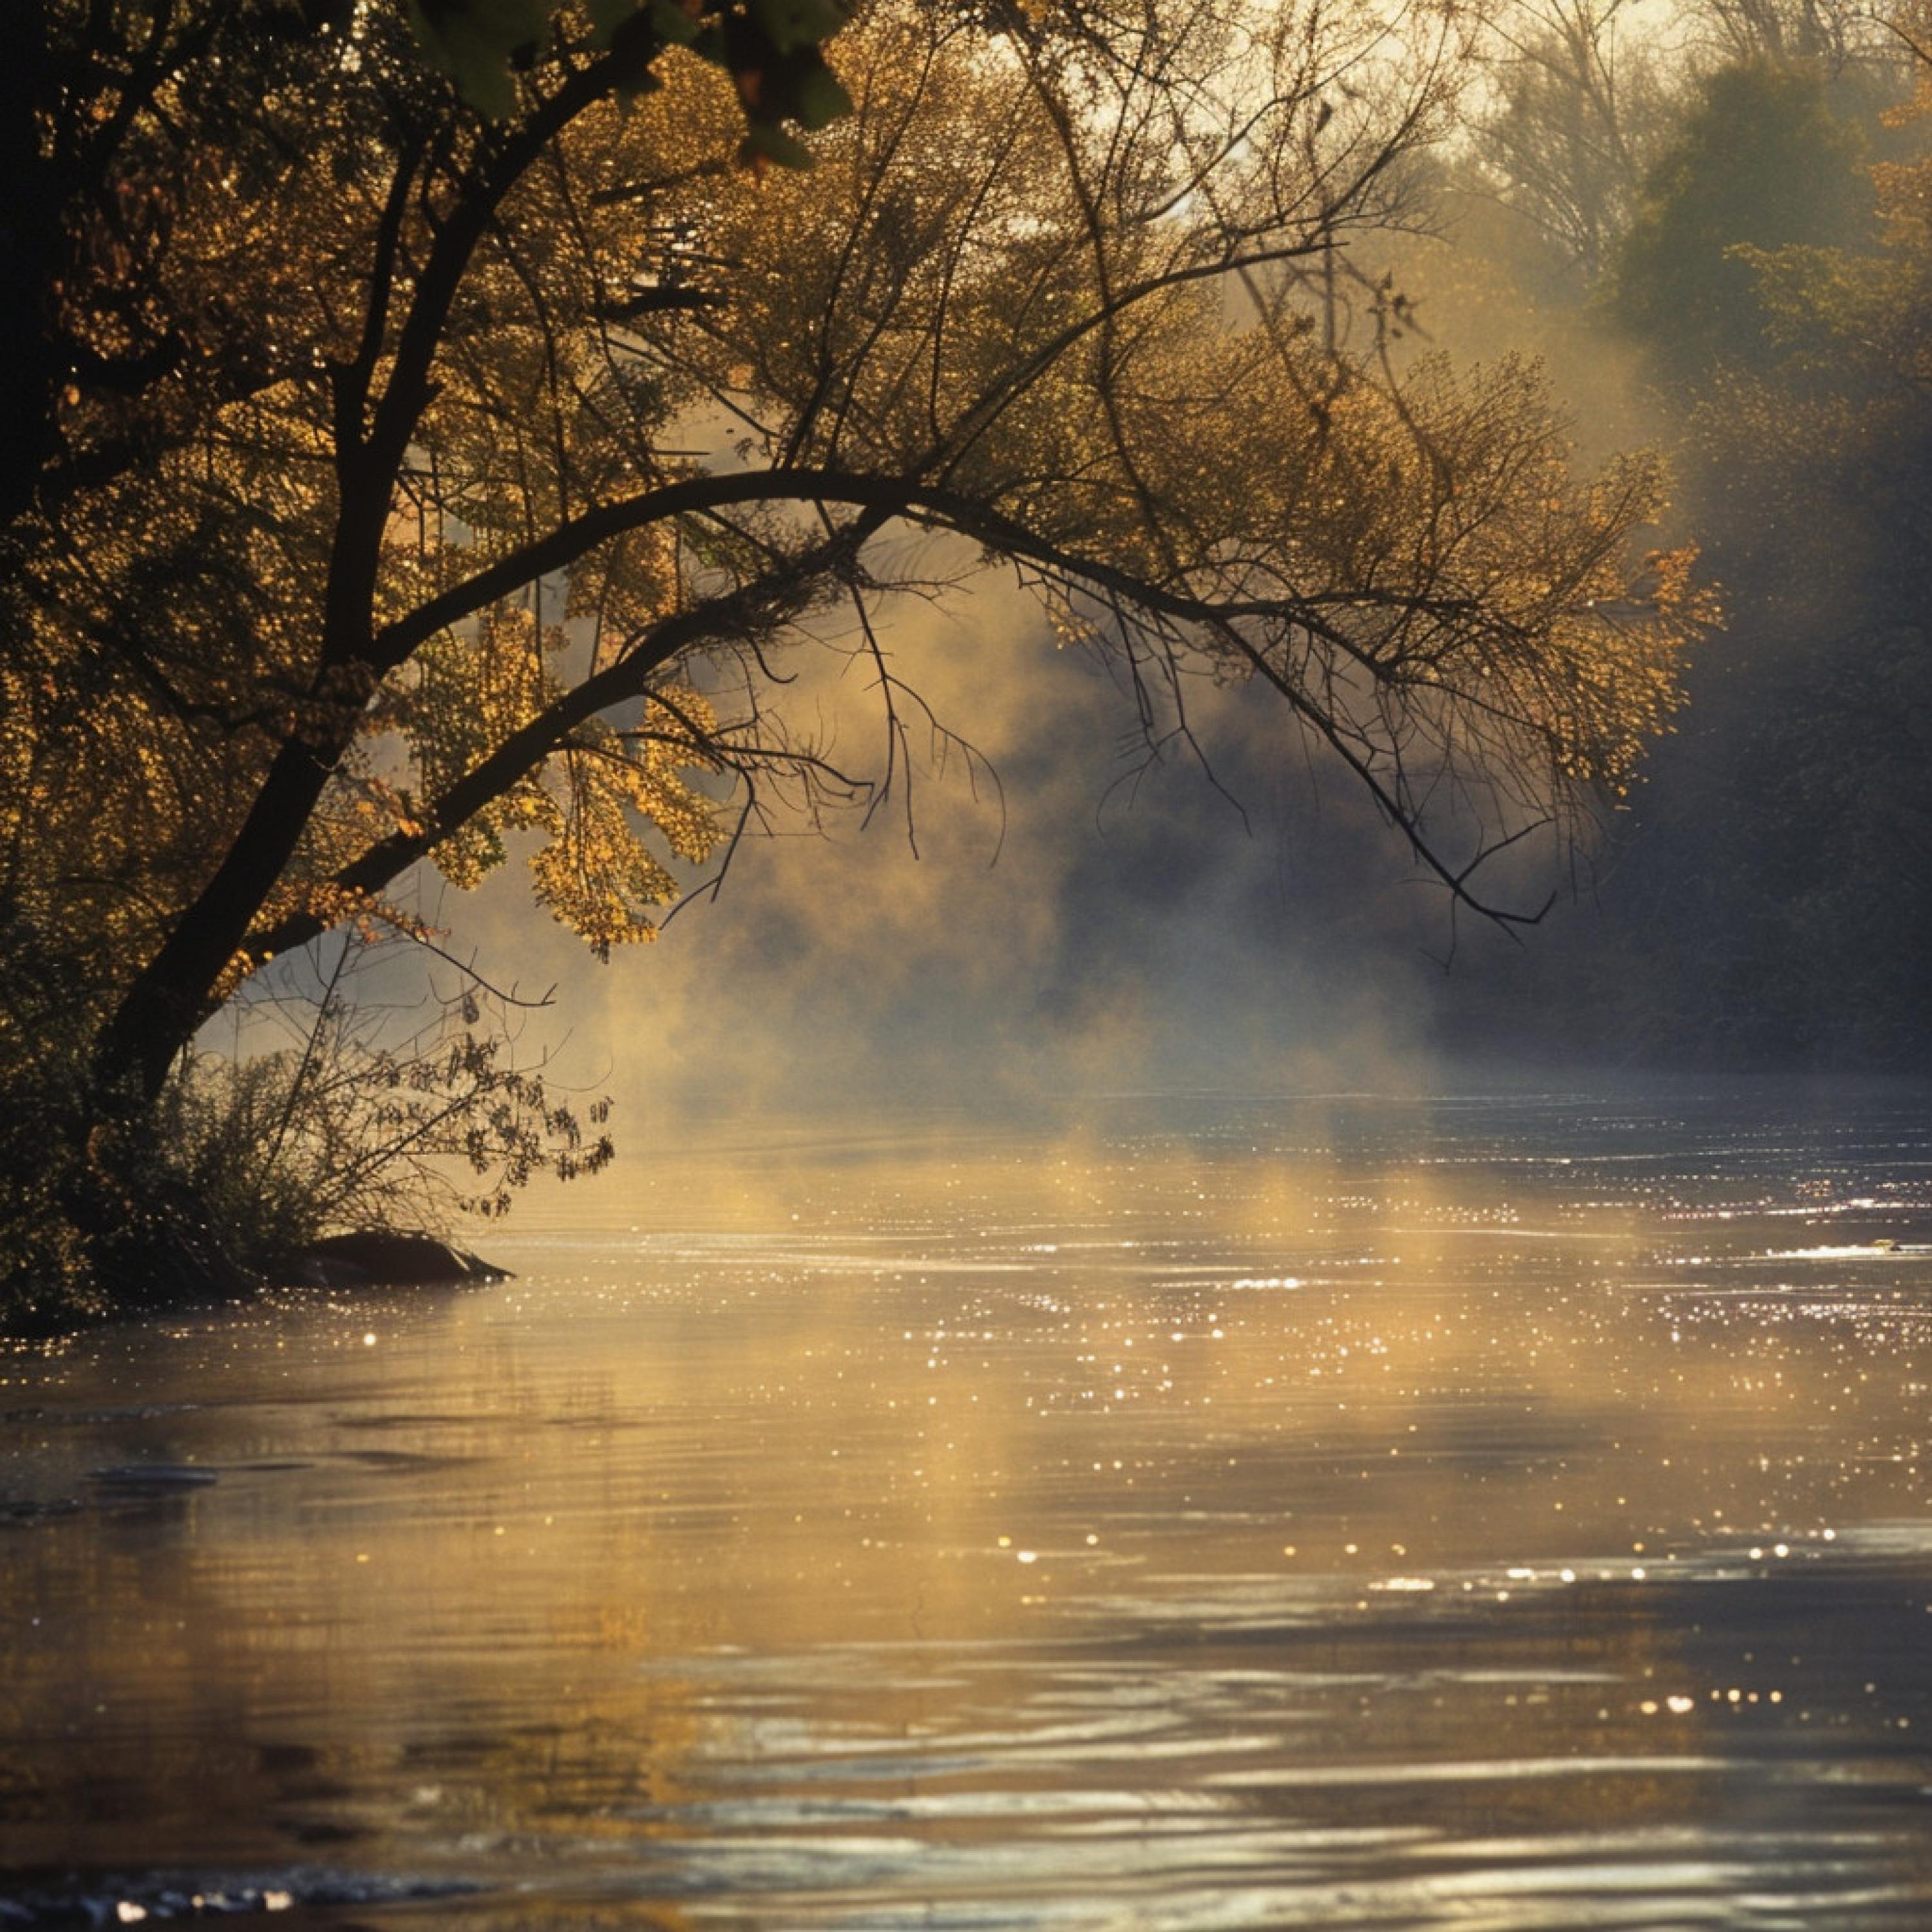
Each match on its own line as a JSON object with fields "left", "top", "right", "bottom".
{"left": 93, "top": 729, "right": 350, "bottom": 1101}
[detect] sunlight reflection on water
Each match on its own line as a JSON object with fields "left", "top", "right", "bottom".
{"left": 3, "top": 1084, "right": 1932, "bottom": 1928}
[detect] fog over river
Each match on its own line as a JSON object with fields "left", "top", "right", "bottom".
{"left": 5, "top": 1083, "right": 1932, "bottom": 1928}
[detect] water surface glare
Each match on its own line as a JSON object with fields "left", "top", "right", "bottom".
{"left": 5, "top": 1087, "right": 1932, "bottom": 1928}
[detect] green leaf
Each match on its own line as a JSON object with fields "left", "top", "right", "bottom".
{"left": 739, "top": 122, "right": 816, "bottom": 171}
{"left": 749, "top": 0, "right": 849, "bottom": 55}
{"left": 406, "top": 0, "right": 551, "bottom": 115}
{"left": 791, "top": 63, "right": 851, "bottom": 130}
{"left": 647, "top": 0, "right": 701, "bottom": 46}
{"left": 585, "top": 0, "right": 637, "bottom": 49}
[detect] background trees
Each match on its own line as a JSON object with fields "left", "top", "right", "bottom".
{"left": 1466, "top": 0, "right": 1671, "bottom": 294}
{"left": 1426, "top": 0, "right": 1932, "bottom": 1070}
{"left": 1607, "top": 61, "right": 1878, "bottom": 377}
{"left": 1, "top": 0, "right": 1705, "bottom": 1321}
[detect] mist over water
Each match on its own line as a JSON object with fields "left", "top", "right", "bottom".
{"left": 386, "top": 570, "right": 1503, "bottom": 1146}
{"left": 6, "top": 1085, "right": 1932, "bottom": 1928}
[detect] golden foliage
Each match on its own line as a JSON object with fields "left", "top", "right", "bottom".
{"left": 7, "top": 0, "right": 1703, "bottom": 1055}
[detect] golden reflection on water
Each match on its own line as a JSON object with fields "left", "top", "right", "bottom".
{"left": 3, "top": 1094, "right": 1932, "bottom": 1925}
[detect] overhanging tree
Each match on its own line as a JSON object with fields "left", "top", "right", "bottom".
{"left": 3, "top": 0, "right": 1707, "bottom": 1306}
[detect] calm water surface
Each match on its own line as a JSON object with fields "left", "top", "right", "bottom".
{"left": 5, "top": 1086, "right": 1932, "bottom": 1928}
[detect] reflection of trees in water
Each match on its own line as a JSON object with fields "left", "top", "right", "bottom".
{"left": 4, "top": 1121, "right": 1932, "bottom": 1909}
{"left": 0, "top": 1332, "right": 712, "bottom": 1880}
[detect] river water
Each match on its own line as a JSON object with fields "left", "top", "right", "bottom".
{"left": 5, "top": 1084, "right": 1932, "bottom": 1928}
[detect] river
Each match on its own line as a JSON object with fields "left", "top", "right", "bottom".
{"left": 4, "top": 1083, "right": 1931, "bottom": 1927}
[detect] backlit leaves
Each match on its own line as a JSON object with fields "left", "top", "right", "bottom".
{"left": 374, "top": 603, "right": 721, "bottom": 947}
{"left": 10, "top": 0, "right": 1703, "bottom": 1081}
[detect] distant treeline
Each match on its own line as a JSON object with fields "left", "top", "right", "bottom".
{"left": 1430, "top": 0, "right": 1932, "bottom": 1071}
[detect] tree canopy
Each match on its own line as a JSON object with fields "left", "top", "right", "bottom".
{"left": 1607, "top": 60, "right": 1879, "bottom": 375}
{"left": 0, "top": 0, "right": 1706, "bottom": 1320}
{"left": 1411, "top": 0, "right": 1932, "bottom": 1072}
